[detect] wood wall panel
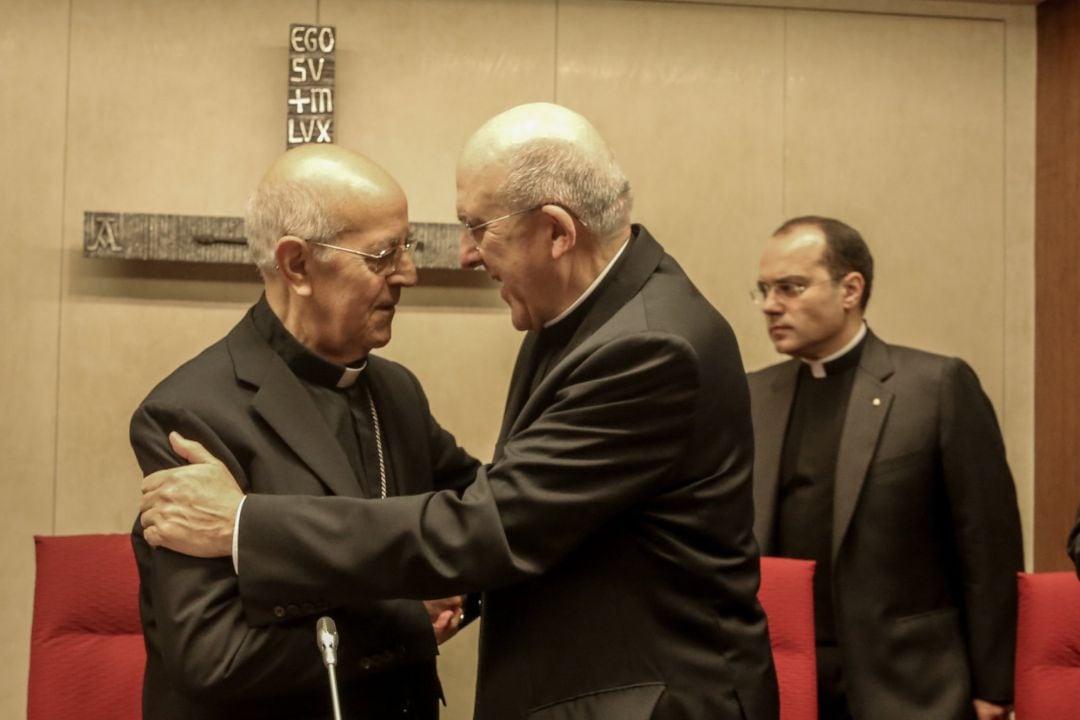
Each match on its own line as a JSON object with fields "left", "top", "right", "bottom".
{"left": 1035, "top": 0, "right": 1080, "bottom": 571}
{"left": 0, "top": 1, "right": 70, "bottom": 716}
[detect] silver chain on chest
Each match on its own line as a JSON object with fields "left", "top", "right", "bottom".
{"left": 365, "top": 386, "right": 387, "bottom": 499}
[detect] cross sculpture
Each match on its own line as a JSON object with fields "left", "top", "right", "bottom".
{"left": 84, "top": 24, "right": 462, "bottom": 269}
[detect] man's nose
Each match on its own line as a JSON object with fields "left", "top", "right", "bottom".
{"left": 389, "top": 249, "right": 418, "bottom": 286}
{"left": 760, "top": 288, "right": 784, "bottom": 314}
{"left": 459, "top": 233, "right": 482, "bottom": 270}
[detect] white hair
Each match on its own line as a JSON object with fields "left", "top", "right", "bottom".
{"left": 496, "top": 138, "right": 633, "bottom": 242}
{"left": 244, "top": 180, "right": 343, "bottom": 271}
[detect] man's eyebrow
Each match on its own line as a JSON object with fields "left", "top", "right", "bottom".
{"left": 759, "top": 274, "right": 810, "bottom": 284}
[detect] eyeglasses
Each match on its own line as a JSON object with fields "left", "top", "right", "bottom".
{"left": 308, "top": 237, "right": 421, "bottom": 277}
{"left": 750, "top": 278, "right": 834, "bottom": 304}
{"left": 460, "top": 205, "right": 543, "bottom": 249}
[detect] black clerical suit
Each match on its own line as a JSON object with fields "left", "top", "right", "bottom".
{"left": 130, "top": 297, "right": 479, "bottom": 720}
{"left": 749, "top": 329, "right": 1023, "bottom": 720}
{"left": 232, "top": 226, "right": 779, "bottom": 720}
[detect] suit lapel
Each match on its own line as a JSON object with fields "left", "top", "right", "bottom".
{"left": 496, "top": 331, "right": 540, "bottom": 458}
{"left": 832, "top": 332, "right": 894, "bottom": 560}
{"left": 227, "top": 316, "right": 360, "bottom": 499}
{"left": 498, "top": 226, "right": 666, "bottom": 448}
{"left": 751, "top": 362, "right": 799, "bottom": 554}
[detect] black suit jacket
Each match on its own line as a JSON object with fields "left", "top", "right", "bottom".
{"left": 130, "top": 305, "right": 478, "bottom": 719}
{"left": 235, "top": 226, "right": 779, "bottom": 720}
{"left": 749, "top": 330, "right": 1023, "bottom": 720}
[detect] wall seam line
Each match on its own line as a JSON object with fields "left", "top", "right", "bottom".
{"left": 50, "top": 0, "right": 76, "bottom": 535}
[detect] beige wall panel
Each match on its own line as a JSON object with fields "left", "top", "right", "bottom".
{"left": 0, "top": 1, "right": 70, "bottom": 716}
{"left": 557, "top": 1, "right": 786, "bottom": 359}
{"left": 1002, "top": 8, "right": 1034, "bottom": 569}
{"left": 324, "top": 0, "right": 557, "bottom": 224}
{"left": 781, "top": 11, "right": 1006, "bottom": 398}
{"left": 55, "top": 0, "right": 312, "bottom": 533}
{"left": 381, "top": 309, "right": 520, "bottom": 459}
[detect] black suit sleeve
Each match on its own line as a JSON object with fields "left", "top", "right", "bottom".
{"left": 236, "top": 332, "right": 700, "bottom": 624}
{"left": 131, "top": 404, "right": 436, "bottom": 702}
{"left": 938, "top": 359, "right": 1024, "bottom": 703}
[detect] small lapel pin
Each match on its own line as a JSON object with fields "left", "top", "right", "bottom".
{"left": 872, "top": 397, "right": 882, "bottom": 407}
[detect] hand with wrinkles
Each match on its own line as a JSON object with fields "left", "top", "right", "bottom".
{"left": 140, "top": 432, "right": 243, "bottom": 558}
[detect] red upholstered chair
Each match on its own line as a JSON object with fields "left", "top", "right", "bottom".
{"left": 1014, "top": 571, "right": 1080, "bottom": 719}
{"left": 758, "top": 557, "right": 817, "bottom": 720}
{"left": 28, "top": 533, "right": 145, "bottom": 720}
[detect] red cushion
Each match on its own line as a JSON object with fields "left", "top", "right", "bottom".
{"left": 1014, "top": 571, "right": 1080, "bottom": 719}
{"left": 28, "top": 534, "right": 144, "bottom": 720}
{"left": 759, "top": 557, "right": 817, "bottom": 720}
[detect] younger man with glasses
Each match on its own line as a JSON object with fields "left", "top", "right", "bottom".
{"left": 130, "top": 143, "right": 479, "bottom": 719}
{"left": 748, "top": 216, "right": 1023, "bottom": 720}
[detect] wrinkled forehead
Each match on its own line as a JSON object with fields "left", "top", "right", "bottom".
{"left": 455, "top": 152, "right": 508, "bottom": 212}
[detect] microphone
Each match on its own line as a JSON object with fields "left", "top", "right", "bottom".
{"left": 316, "top": 616, "right": 343, "bottom": 720}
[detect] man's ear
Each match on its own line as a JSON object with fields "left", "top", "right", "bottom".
{"left": 275, "top": 236, "right": 314, "bottom": 297}
{"left": 840, "top": 271, "right": 865, "bottom": 310}
{"left": 541, "top": 204, "right": 578, "bottom": 260}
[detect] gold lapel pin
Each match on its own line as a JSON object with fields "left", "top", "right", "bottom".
{"left": 872, "top": 397, "right": 882, "bottom": 406}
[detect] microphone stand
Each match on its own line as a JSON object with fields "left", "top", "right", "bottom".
{"left": 316, "top": 616, "right": 343, "bottom": 720}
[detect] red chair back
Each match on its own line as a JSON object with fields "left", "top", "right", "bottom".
{"left": 28, "top": 534, "right": 145, "bottom": 720}
{"left": 759, "top": 557, "right": 817, "bottom": 720}
{"left": 1014, "top": 571, "right": 1080, "bottom": 719}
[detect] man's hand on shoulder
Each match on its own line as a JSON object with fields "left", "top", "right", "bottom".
{"left": 140, "top": 431, "right": 243, "bottom": 558}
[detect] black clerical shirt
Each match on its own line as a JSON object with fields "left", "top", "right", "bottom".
{"left": 250, "top": 295, "right": 393, "bottom": 500}
{"left": 775, "top": 337, "right": 865, "bottom": 644}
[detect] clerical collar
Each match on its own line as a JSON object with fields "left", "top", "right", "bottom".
{"left": 543, "top": 234, "right": 631, "bottom": 328}
{"left": 250, "top": 294, "right": 367, "bottom": 389}
{"left": 801, "top": 322, "right": 867, "bottom": 379}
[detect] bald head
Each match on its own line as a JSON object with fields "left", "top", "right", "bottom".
{"left": 458, "top": 103, "right": 632, "bottom": 242}
{"left": 246, "top": 144, "right": 404, "bottom": 272}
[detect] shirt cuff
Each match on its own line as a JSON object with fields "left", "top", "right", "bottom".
{"left": 232, "top": 494, "right": 247, "bottom": 575}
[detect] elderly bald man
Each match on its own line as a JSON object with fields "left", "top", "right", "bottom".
{"left": 130, "top": 144, "right": 480, "bottom": 720}
{"left": 140, "top": 103, "right": 780, "bottom": 720}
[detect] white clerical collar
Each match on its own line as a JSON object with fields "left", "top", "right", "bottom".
{"left": 544, "top": 235, "right": 631, "bottom": 328}
{"left": 801, "top": 322, "right": 867, "bottom": 379}
{"left": 335, "top": 360, "right": 367, "bottom": 388}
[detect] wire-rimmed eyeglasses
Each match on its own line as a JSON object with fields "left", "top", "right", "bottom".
{"left": 750, "top": 278, "right": 834, "bottom": 304}
{"left": 307, "top": 237, "right": 421, "bottom": 277}
{"left": 460, "top": 205, "right": 543, "bottom": 248}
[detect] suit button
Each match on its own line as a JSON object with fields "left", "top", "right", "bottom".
{"left": 273, "top": 605, "right": 286, "bottom": 619}
{"left": 360, "top": 657, "right": 372, "bottom": 670}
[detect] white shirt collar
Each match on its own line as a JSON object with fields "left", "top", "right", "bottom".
{"left": 544, "top": 236, "right": 631, "bottom": 328}
{"left": 801, "top": 322, "right": 867, "bottom": 379}
{"left": 335, "top": 360, "right": 367, "bottom": 388}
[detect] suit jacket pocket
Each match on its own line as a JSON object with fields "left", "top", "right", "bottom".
{"left": 869, "top": 448, "right": 933, "bottom": 480}
{"left": 526, "top": 682, "right": 665, "bottom": 720}
{"left": 880, "top": 607, "right": 970, "bottom": 718}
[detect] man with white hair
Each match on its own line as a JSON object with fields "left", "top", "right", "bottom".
{"left": 131, "top": 143, "right": 479, "bottom": 719}
{"left": 140, "top": 103, "right": 780, "bottom": 720}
